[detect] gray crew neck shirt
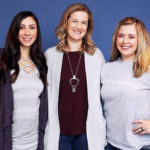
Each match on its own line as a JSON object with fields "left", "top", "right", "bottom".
{"left": 101, "top": 59, "right": 150, "bottom": 150}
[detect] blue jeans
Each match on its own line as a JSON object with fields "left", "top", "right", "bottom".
{"left": 105, "top": 143, "right": 150, "bottom": 150}
{"left": 105, "top": 143, "right": 120, "bottom": 150}
{"left": 59, "top": 134, "right": 88, "bottom": 150}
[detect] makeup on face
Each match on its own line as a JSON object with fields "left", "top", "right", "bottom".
{"left": 67, "top": 11, "right": 89, "bottom": 43}
{"left": 18, "top": 16, "right": 37, "bottom": 50}
{"left": 116, "top": 24, "right": 138, "bottom": 61}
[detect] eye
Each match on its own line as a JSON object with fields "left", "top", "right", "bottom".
{"left": 129, "top": 35, "right": 135, "bottom": 39}
{"left": 30, "top": 26, "right": 36, "bottom": 29}
{"left": 82, "top": 22, "right": 88, "bottom": 25}
{"left": 19, "top": 26, "right": 24, "bottom": 30}
{"left": 118, "top": 34, "right": 124, "bottom": 38}
{"left": 72, "top": 20, "right": 77, "bottom": 23}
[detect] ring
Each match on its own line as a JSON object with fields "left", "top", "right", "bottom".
{"left": 141, "top": 127, "right": 144, "bottom": 131}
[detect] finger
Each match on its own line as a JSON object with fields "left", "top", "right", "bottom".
{"left": 132, "top": 120, "right": 144, "bottom": 124}
{"left": 138, "top": 130, "right": 147, "bottom": 136}
{"left": 132, "top": 125, "right": 143, "bottom": 132}
{"left": 133, "top": 127, "right": 143, "bottom": 134}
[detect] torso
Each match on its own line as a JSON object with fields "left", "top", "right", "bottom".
{"left": 101, "top": 59, "right": 150, "bottom": 150}
{"left": 11, "top": 67, "right": 43, "bottom": 150}
{"left": 58, "top": 51, "right": 88, "bottom": 135}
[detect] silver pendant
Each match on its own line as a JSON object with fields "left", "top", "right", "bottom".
{"left": 69, "top": 75, "right": 80, "bottom": 93}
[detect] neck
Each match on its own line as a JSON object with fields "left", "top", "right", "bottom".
{"left": 20, "top": 45, "right": 30, "bottom": 58}
{"left": 66, "top": 38, "right": 82, "bottom": 52}
{"left": 121, "top": 55, "right": 135, "bottom": 61}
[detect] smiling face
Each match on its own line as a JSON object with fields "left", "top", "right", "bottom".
{"left": 18, "top": 16, "right": 37, "bottom": 50}
{"left": 116, "top": 24, "right": 138, "bottom": 61}
{"left": 66, "top": 11, "right": 89, "bottom": 43}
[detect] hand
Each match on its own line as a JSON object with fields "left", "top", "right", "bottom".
{"left": 132, "top": 120, "right": 150, "bottom": 135}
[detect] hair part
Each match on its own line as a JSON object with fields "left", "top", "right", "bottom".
{"left": 110, "top": 17, "right": 150, "bottom": 77}
{"left": 0, "top": 11, "right": 47, "bottom": 85}
{"left": 55, "top": 3, "right": 95, "bottom": 55}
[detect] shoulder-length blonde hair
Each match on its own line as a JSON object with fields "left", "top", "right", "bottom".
{"left": 110, "top": 17, "right": 150, "bottom": 77}
{"left": 56, "top": 3, "right": 95, "bottom": 55}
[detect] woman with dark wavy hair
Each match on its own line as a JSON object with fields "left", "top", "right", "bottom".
{"left": 0, "top": 11, "right": 48, "bottom": 150}
{"left": 44, "top": 3, "right": 106, "bottom": 150}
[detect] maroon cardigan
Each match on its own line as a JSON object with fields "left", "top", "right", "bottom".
{"left": 0, "top": 70, "right": 48, "bottom": 150}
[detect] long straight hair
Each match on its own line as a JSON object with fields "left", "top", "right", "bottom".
{"left": 0, "top": 11, "right": 47, "bottom": 85}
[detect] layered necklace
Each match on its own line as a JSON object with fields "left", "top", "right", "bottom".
{"left": 66, "top": 51, "right": 83, "bottom": 93}
{"left": 19, "top": 57, "right": 35, "bottom": 74}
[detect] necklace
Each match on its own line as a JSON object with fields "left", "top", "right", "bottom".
{"left": 19, "top": 57, "right": 35, "bottom": 74}
{"left": 66, "top": 52, "right": 83, "bottom": 93}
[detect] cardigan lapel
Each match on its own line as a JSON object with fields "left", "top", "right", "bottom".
{"left": 51, "top": 51, "right": 63, "bottom": 112}
{"left": 3, "top": 71, "right": 14, "bottom": 128}
{"left": 84, "top": 52, "right": 94, "bottom": 99}
{"left": 84, "top": 51, "right": 101, "bottom": 107}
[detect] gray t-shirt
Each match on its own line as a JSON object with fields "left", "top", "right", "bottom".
{"left": 101, "top": 59, "right": 150, "bottom": 150}
{"left": 12, "top": 67, "right": 43, "bottom": 150}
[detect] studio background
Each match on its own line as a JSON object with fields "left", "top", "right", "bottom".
{"left": 0, "top": 0, "right": 150, "bottom": 61}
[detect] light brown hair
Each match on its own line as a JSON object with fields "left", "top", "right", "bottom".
{"left": 56, "top": 3, "right": 95, "bottom": 55}
{"left": 110, "top": 17, "right": 150, "bottom": 77}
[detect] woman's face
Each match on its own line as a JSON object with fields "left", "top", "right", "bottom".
{"left": 67, "top": 11, "right": 89, "bottom": 43}
{"left": 116, "top": 24, "right": 138, "bottom": 61}
{"left": 18, "top": 16, "right": 37, "bottom": 50}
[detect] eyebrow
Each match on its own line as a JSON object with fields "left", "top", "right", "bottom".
{"left": 118, "top": 33, "right": 136, "bottom": 36}
{"left": 71, "top": 18, "right": 88, "bottom": 22}
{"left": 20, "top": 24, "right": 36, "bottom": 26}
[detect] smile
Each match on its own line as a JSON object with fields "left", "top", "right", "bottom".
{"left": 23, "top": 37, "right": 32, "bottom": 42}
{"left": 121, "top": 46, "right": 131, "bottom": 50}
{"left": 73, "top": 30, "right": 82, "bottom": 34}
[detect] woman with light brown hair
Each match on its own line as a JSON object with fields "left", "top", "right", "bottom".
{"left": 101, "top": 17, "right": 150, "bottom": 150}
{"left": 44, "top": 3, "right": 106, "bottom": 150}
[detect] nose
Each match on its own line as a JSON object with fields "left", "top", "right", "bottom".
{"left": 123, "top": 36, "right": 129, "bottom": 43}
{"left": 77, "top": 23, "right": 82, "bottom": 29}
{"left": 24, "top": 28, "right": 30, "bottom": 35}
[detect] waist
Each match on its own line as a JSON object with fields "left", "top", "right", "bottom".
{"left": 142, "top": 145, "right": 150, "bottom": 150}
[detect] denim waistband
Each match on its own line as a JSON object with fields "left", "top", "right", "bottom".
{"left": 141, "top": 145, "right": 150, "bottom": 150}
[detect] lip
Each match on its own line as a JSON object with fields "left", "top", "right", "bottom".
{"left": 121, "top": 45, "right": 131, "bottom": 50}
{"left": 73, "top": 30, "right": 82, "bottom": 34}
{"left": 22, "top": 37, "right": 32, "bottom": 42}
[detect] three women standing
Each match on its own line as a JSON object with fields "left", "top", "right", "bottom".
{"left": 0, "top": 11, "right": 48, "bottom": 150}
{"left": 45, "top": 3, "right": 106, "bottom": 150}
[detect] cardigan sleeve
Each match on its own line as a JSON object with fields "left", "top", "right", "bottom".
{"left": 0, "top": 77, "right": 4, "bottom": 149}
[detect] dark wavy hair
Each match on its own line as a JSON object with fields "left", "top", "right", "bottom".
{"left": 0, "top": 11, "right": 47, "bottom": 85}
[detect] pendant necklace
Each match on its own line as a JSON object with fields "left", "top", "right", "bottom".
{"left": 19, "top": 57, "right": 35, "bottom": 74}
{"left": 67, "top": 51, "right": 83, "bottom": 93}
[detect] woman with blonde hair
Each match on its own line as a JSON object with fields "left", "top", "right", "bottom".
{"left": 101, "top": 17, "right": 150, "bottom": 150}
{"left": 45, "top": 3, "right": 106, "bottom": 150}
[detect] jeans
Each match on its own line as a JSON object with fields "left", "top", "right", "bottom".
{"left": 59, "top": 134, "right": 88, "bottom": 150}
{"left": 105, "top": 143, "right": 150, "bottom": 150}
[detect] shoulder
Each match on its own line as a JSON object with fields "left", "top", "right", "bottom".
{"left": 95, "top": 47, "right": 104, "bottom": 56}
{"left": 0, "top": 48, "right": 4, "bottom": 57}
{"left": 0, "top": 48, "right": 4, "bottom": 69}
{"left": 45, "top": 46, "right": 57, "bottom": 57}
{"left": 101, "top": 60, "right": 119, "bottom": 74}
{"left": 95, "top": 47, "right": 105, "bottom": 64}
{"left": 44, "top": 46, "right": 62, "bottom": 60}
{"left": 85, "top": 47, "right": 105, "bottom": 64}
{"left": 94, "top": 47, "right": 105, "bottom": 59}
